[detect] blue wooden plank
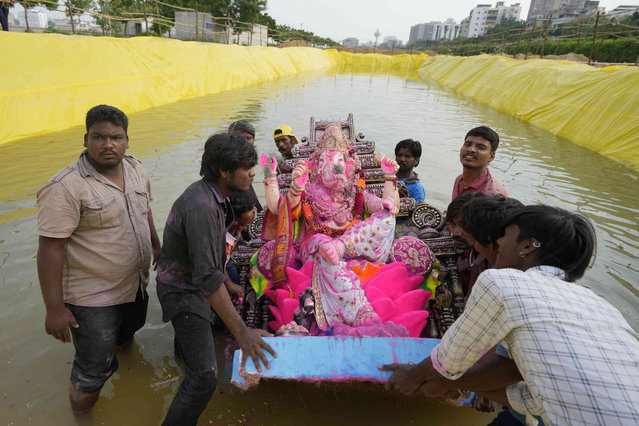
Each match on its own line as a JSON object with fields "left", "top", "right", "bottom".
{"left": 231, "top": 336, "right": 440, "bottom": 387}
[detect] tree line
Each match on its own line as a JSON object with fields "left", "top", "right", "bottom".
{"left": 19, "top": 0, "right": 338, "bottom": 46}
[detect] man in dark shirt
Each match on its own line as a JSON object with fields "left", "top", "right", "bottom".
{"left": 228, "top": 120, "right": 263, "bottom": 213}
{"left": 156, "top": 133, "right": 276, "bottom": 426}
{"left": 445, "top": 192, "right": 490, "bottom": 299}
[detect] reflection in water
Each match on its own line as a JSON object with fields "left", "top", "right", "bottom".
{"left": 1, "top": 68, "right": 638, "bottom": 424}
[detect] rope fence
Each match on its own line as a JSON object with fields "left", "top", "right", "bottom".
{"left": 429, "top": 11, "right": 639, "bottom": 64}
{"left": 14, "top": 1, "right": 639, "bottom": 64}
{"left": 17, "top": 0, "right": 333, "bottom": 46}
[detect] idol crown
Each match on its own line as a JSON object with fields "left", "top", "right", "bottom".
{"left": 316, "top": 123, "right": 352, "bottom": 155}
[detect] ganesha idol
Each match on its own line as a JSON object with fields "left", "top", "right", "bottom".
{"left": 252, "top": 124, "right": 437, "bottom": 338}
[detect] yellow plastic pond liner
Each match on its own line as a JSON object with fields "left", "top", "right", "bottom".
{"left": 417, "top": 55, "right": 639, "bottom": 171}
{"left": 0, "top": 33, "right": 424, "bottom": 145}
{"left": 2, "top": 33, "right": 637, "bottom": 171}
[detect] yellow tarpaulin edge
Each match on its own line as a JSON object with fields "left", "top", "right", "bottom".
{"left": 417, "top": 55, "right": 639, "bottom": 171}
{"left": 0, "top": 32, "right": 428, "bottom": 145}
{"left": 1, "top": 33, "right": 637, "bottom": 171}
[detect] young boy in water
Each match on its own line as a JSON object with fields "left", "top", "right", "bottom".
{"left": 224, "top": 190, "right": 258, "bottom": 299}
{"left": 395, "top": 139, "right": 426, "bottom": 203}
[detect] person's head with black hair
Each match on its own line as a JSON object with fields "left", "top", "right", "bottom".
{"left": 228, "top": 120, "right": 256, "bottom": 145}
{"left": 229, "top": 190, "right": 257, "bottom": 229}
{"left": 83, "top": 105, "right": 130, "bottom": 171}
{"left": 85, "top": 104, "right": 129, "bottom": 135}
{"left": 445, "top": 192, "right": 486, "bottom": 250}
{"left": 460, "top": 126, "right": 499, "bottom": 171}
{"left": 495, "top": 205, "right": 596, "bottom": 282}
{"left": 460, "top": 194, "right": 524, "bottom": 265}
{"left": 200, "top": 133, "right": 257, "bottom": 196}
{"left": 395, "top": 139, "right": 422, "bottom": 177}
{"left": 465, "top": 126, "right": 499, "bottom": 152}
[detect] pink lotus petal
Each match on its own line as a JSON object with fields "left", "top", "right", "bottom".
{"left": 378, "top": 262, "right": 405, "bottom": 274}
{"left": 279, "top": 298, "right": 300, "bottom": 324}
{"left": 406, "top": 274, "right": 425, "bottom": 291}
{"left": 286, "top": 267, "right": 312, "bottom": 296}
{"left": 364, "top": 285, "right": 387, "bottom": 302}
{"left": 366, "top": 267, "right": 408, "bottom": 300}
{"left": 371, "top": 298, "right": 397, "bottom": 322}
{"left": 390, "top": 311, "right": 429, "bottom": 338}
{"left": 294, "top": 279, "right": 311, "bottom": 296}
{"left": 268, "top": 320, "right": 281, "bottom": 332}
{"left": 299, "top": 262, "right": 314, "bottom": 278}
{"left": 394, "top": 290, "right": 429, "bottom": 313}
{"left": 264, "top": 289, "right": 276, "bottom": 302}
{"left": 269, "top": 306, "right": 282, "bottom": 324}
{"left": 275, "top": 289, "right": 292, "bottom": 307}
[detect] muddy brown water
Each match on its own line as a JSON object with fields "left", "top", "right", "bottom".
{"left": 1, "top": 67, "right": 638, "bottom": 425}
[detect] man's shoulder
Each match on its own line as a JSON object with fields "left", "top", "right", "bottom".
{"left": 123, "top": 155, "right": 149, "bottom": 176}
{"left": 176, "top": 180, "right": 215, "bottom": 209}
{"left": 482, "top": 168, "right": 508, "bottom": 197}
{"left": 39, "top": 161, "right": 84, "bottom": 197}
{"left": 49, "top": 161, "right": 81, "bottom": 184}
{"left": 476, "top": 268, "right": 528, "bottom": 293}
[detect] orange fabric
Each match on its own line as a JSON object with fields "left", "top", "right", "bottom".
{"left": 350, "top": 262, "right": 383, "bottom": 285}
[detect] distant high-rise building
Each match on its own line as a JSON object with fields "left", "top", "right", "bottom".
{"left": 608, "top": 5, "right": 639, "bottom": 18}
{"left": 408, "top": 19, "right": 460, "bottom": 44}
{"left": 527, "top": 0, "right": 601, "bottom": 25}
{"left": 380, "top": 35, "right": 402, "bottom": 48}
{"left": 465, "top": 2, "right": 521, "bottom": 38}
{"left": 342, "top": 37, "right": 359, "bottom": 47}
{"left": 14, "top": 6, "right": 48, "bottom": 28}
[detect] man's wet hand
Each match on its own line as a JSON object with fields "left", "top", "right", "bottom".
{"left": 238, "top": 328, "right": 277, "bottom": 373}
{"left": 45, "top": 305, "right": 78, "bottom": 343}
{"left": 418, "top": 377, "right": 458, "bottom": 401}
{"left": 152, "top": 245, "right": 162, "bottom": 270}
{"left": 379, "top": 362, "right": 424, "bottom": 395}
{"left": 226, "top": 282, "right": 245, "bottom": 301}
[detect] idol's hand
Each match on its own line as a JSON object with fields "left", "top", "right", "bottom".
{"left": 260, "top": 153, "right": 278, "bottom": 178}
{"left": 382, "top": 197, "right": 399, "bottom": 215}
{"left": 381, "top": 157, "right": 399, "bottom": 175}
{"left": 291, "top": 161, "right": 309, "bottom": 193}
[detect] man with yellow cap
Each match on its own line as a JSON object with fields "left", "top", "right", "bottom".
{"left": 273, "top": 125, "right": 298, "bottom": 160}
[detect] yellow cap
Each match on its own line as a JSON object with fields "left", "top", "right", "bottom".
{"left": 273, "top": 125, "right": 298, "bottom": 145}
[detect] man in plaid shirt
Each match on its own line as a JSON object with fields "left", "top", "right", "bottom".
{"left": 383, "top": 205, "right": 639, "bottom": 425}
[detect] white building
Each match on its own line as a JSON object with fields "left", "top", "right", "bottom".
{"left": 527, "top": 0, "right": 601, "bottom": 26}
{"left": 409, "top": 19, "right": 460, "bottom": 44}
{"left": 342, "top": 37, "right": 359, "bottom": 47}
{"left": 13, "top": 7, "right": 48, "bottom": 29}
{"left": 608, "top": 5, "right": 639, "bottom": 18}
{"left": 466, "top": 2, "right": 521, "bottom": 38}
{"left": 380, "top": 35, "right": 403, "bottom": 48}
{"left": 174, "top": 12, "right": 267, "bottom": 45}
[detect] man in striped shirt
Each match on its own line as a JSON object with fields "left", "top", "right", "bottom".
{"left": 383, "top": 205, "right": 639, "bottom": 425}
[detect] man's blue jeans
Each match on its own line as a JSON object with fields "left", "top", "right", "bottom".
{"left": 162, "top": 312, "right": 218, "bottom": 426}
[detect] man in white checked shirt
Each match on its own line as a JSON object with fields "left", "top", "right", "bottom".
{"left": 382, "top": 205, "right": 639, "bottom": 426}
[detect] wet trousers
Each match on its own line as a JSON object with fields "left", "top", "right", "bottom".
{"left": 162, "top": 312, "right": 218, "bottom": 426}
{"left": 1, "top": 7, "right": 9, "bottom": 31}
{"left": 66, "top": 287, "right": 148, "bottom": 393}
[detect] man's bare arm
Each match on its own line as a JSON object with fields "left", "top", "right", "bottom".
{"left": 37, "top": 236, "right": 78, "bottom": 343}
